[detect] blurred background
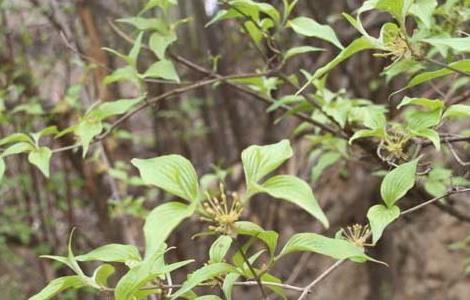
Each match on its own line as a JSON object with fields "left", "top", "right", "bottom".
{"left": 0, "top": 0, "right": 469, "bottom": 299}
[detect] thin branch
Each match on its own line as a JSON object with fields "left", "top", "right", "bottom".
{"left": 108, "top": 20, "right": 341, "bottom": 136}
{"left": 233, "top": 239, "right": 267, "bottom": 299}
{"left": 401, "top": 188, "right": 470, "bottom": 215}
{"left": 106, "top": 280, "right": 305, "bottom": 293}
{"left": 296, "top": 259, "right": 345, "bottom": 300}
{"left": 446, "top": 141, "right": 470, "bottom": 166}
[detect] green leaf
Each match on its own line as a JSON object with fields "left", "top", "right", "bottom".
{"left": 209, "top": 235, "right": 233, "bottom": 263}
{"left": 234, "top": 221, "right": 278, "bottom": 256}
{"left": 349, "top": 128, "right": 385, "bottom": 144}
{"left": 29, "top": 276, "right": 86, "bottom": 300}
{"left": 194, "top": 296, "right": 223, "bottom": 300}
{"left": 76, "top": 244, "right": 141, "bottom": 266}
{"left": 149, "top": 32, "right": 177, "bottom": 59}
{"left": 359, "top": 107, "right": 387, "bottom": 130}
{"left": 143, "top": 202, "right": 194, "bottom": 259}
{"left": 288, "top": 17, "right": 343, "bottom": 49}
{"left": 28, "top": 147, "right": 52, "bottom": 177}
{"left": 277, "top": 233, "right": 379, "bottom": 263}
{"left": 0, "top": 133, "right": 33, "bottom": 146}
{"left": 104, "top": 66, "right": 140, "bottom": 85}
{"left": 75, "top": 119, "right": 103, "bottom": 157}
{"left": 367, "top": 204, "right": 400, "bottom": 244}
{"left": 380, "top": 159, "right": 419, "bottom": 207}
{"left": 129, "top": 32, "right": 143, "bottom": 67}
{"left": 142, "top": 59, "right": 180, "bottom": 82}
{"left": 143, "top": 0, "right": 177, "bottom": 12}
{"left": 443, "top": 104, "right": 470, "bottom": 118}
{"left": 284, "top": 46, "right": 324, "bottom": 60}
{"left": 90, "top": 98, "right": 143, "bottom": 120}
{"left": 92, "top": 264, "right": 115, "bottom": 287}
{"left": 38, "top": 126, "right": 59, "bottom": 138}
{"left": 157, "top": 259, "right": 195, "bottom": 275}
{"left": 241, "top": 139, "right": 293, "bottom": 191}
{"left": 117, "top": 17, "right": 167, "bottom": 32}
{"left": 259, "top": 273, "right": 286, "bottom": 299}
{"left": 266, "top": 95, "right": 303, "bottom": 112}
{"left": 422, "top": 37, "right": 470, "bottom": 52}
{"left": 297, "top": 37, "right": 375, "bottom": 95}
{"left": 260, "top": 175, "right": 329, "bottom": 228}
{"left": 2, "top": 142, "right": 34, "bottom": 157}
{"left": 410, "top": 128, "right": 440, "bottom": 150}
{"left": 397, "top": 97, "right": 444, "bottom": 110}
{"left": 406, "top": 108, "right": 442, "bottom": 130}
{"left": 222, "top": 272, "right": 240, "bottom": 300}
{"left": 0, "top": 158, "right": 5, "bottom": 181}
{"left": 132, "top": 155, "right": 200, "bottom": 202}
{"left": 409, "top": 0, "right": 437, "bottom": 28}
{"left": 115, "top": 252, "right": 165, "bottom": 300}
{"left": 364, "top": 0, "right": 413, "bottom": 24}
{"left": 406, "top": 60, "right": 470, "bottom": 88}
{"left": 313, "top": 37, "right": 375, "bottom": 79}
{"left": 312, "top": 152, "right": 341, "bottom": 182}
{"left": 170, "top": 263, "right": 235, "bottom": 299}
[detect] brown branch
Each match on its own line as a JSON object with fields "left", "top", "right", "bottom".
{"left": 296, "top": 259, "right": 345, "bottom": 300}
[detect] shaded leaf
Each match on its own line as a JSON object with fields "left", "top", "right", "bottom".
{"left": 380, "top": 159, "right": 419, "bottom": 207}
{"left": 28, "top": 147, "right": 52, "bottom": 177}
{"left": 367, "top": 204, "right": 400, "bottom": 244}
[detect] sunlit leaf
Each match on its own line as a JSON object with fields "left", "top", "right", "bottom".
{"left": 409, "top": 0, "right": 437, "bottom": 28}
{"left": 132, "top": 155, "right": 200, "bottom": 202}
{"left": 149, "top": 32, "right": 177, "bottom": 59}
{"left": 277, "top": 233, "right": 383, "bottom": 264}
{"left": 260, "top": 175, "right": 329, "bottom": 228}
{"left": 422, "top": 37, "right": 470, "bottom": 52}
{"left": 289, "top": 17, "right": 343, "bottom": 49}
{"left": 92, "top": 264, "right": 115, "bottom": 287}
{"left": 209, "top": 235, "right": 233, "bottom": 263}
{"left": 76, "top": 244, "right": 141, "bottom": 266}
{"left": 234, "top": 221, "right": 278, "bottom": 256}
{"left": 406, "top": 59, "right": 470, "bottom": 88}
{"left": 443, "top": 104, "right": 470, "bottom": 118}
{"left": 284, "top": 46, "right": 324, "bottom": 60}
{"left": 142, "top": 59, "right": 180, "bottom": 82}
{"left": 241, "top": 139, "right": 293, "bottom": 192}
{"left": 143, "top": 202, "right": 194, "bottom": 258}
{"left": 170, "top": 263, "right": 236, "bottom": 299}
{"left": 29, "top": 276, "right": 86, "bottom": 300}
{"left": 397, "top": 97, "right": 444, "bottom": 110}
